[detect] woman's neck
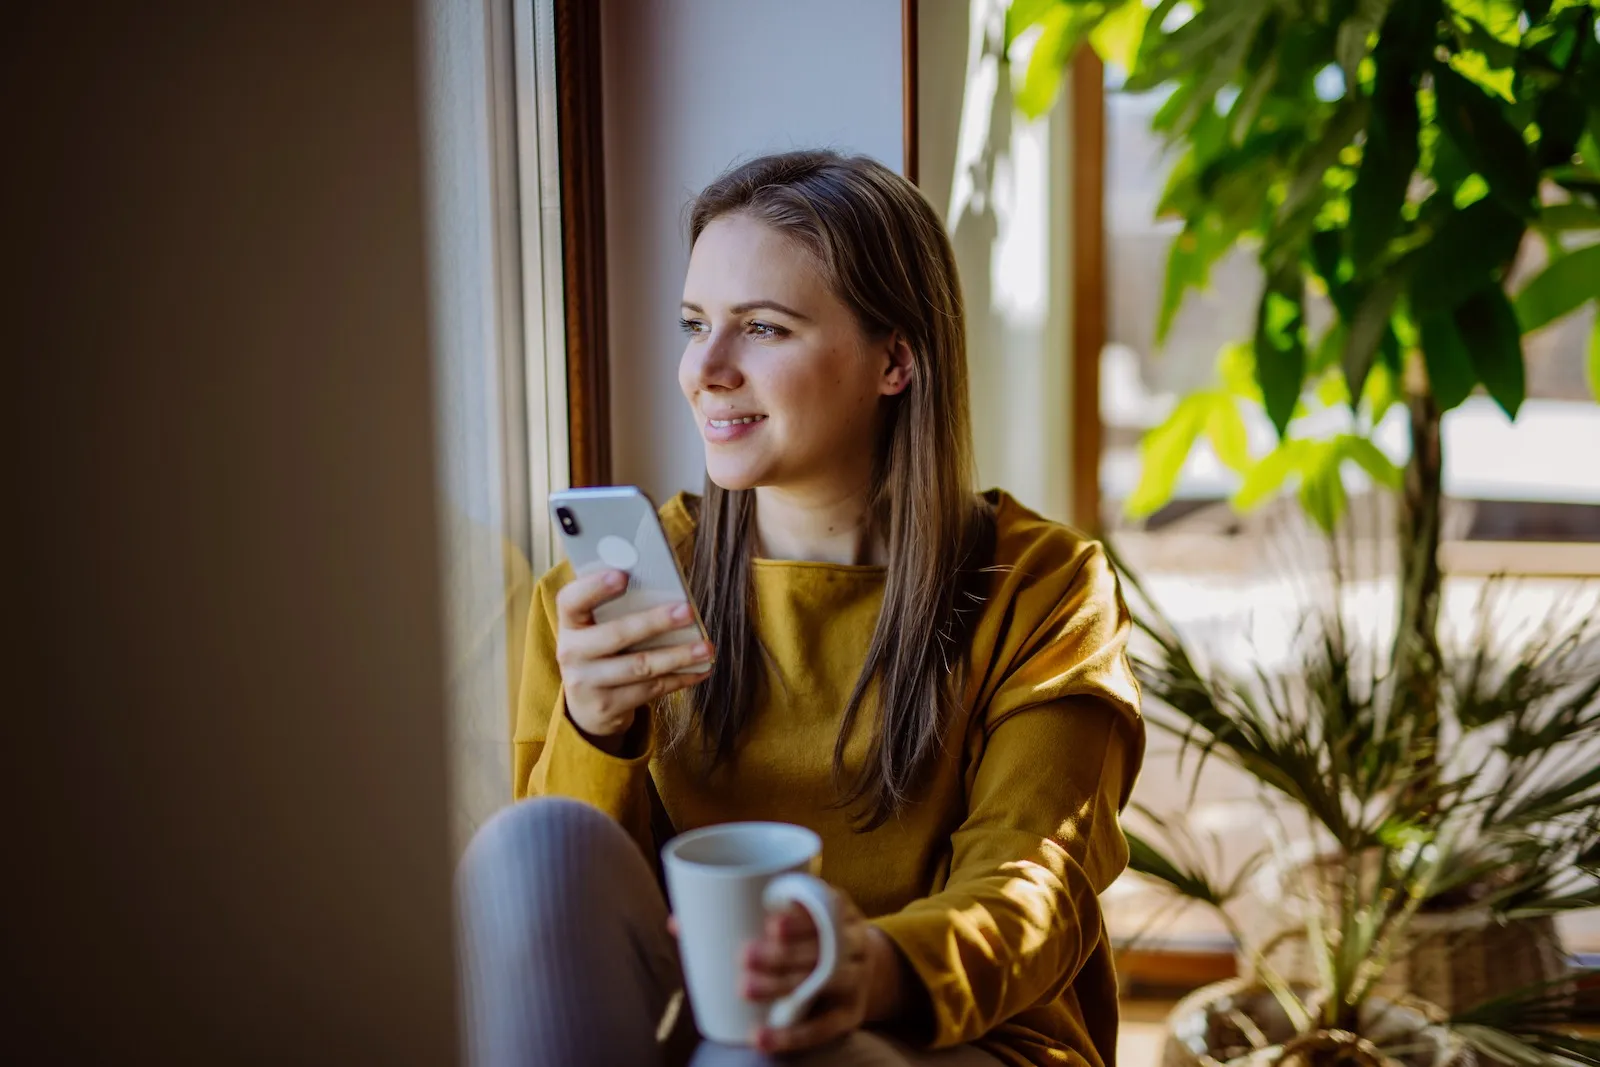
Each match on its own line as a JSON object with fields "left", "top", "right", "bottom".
{"left": 752, "top": 481, "right": 884, "bottom": 566}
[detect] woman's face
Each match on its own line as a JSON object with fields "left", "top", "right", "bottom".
{"left": 678, "top": 214, "right": 905, "bottom": 494}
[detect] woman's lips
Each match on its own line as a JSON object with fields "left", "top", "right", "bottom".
{"left": 702, "top": 414, "right": 767, "bottom": 444}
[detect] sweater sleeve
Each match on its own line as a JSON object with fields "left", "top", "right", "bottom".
{"left": 510, "top": 564, "right": 655, "bottom": 855}
{"left": 870, "top": 541, "right": 1144, "bottom": 1049}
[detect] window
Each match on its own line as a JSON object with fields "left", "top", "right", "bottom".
{"left": 421, "top": 0, "right": 570, "bottom": 850}
{"left": 1097, "top": 80, "right": 1600, "bottom": 571}
{"left": 1091, "top": 59, "right": 1600, "bottom": 964}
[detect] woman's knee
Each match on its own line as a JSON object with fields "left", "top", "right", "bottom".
{"left": 459, "top": 797, "right": 641, "bottom": 910}
{"left": 467, "top": 795, "right": 622, "bottom": 858}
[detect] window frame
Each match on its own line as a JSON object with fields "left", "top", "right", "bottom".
{"left": 504, "top": 0, "right": 576, "bottom": 575}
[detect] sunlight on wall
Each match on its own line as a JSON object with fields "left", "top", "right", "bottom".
{"left": 924, "top": 0, "right": 1077, "bottom": 525}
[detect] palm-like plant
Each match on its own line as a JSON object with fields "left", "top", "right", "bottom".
{"left": 1113, "top": 541, "right": 1600, "bottom": 1062}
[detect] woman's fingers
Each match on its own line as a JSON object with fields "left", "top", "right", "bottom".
{"left": 565, "top": 639, "right": 714, "bottom": 689}
{"left": 745, "top": 923, "right": 819, "bottom": 975}
{"left": 756, "top": 1002, "right": 860, "bottom": 1054}
{"left": 596, "top": 670, "right": 712, "bottom": 712}
{"left": 553, "top": 569, "right": 626, "bottom": 628}
{"left": 559, "top": 600, "right": 695, "bottom": 663}
{"left": 743, "top": 962, "right": 822, "bottom": 1001}
{"left": 765, "top": 904, "right": 814, "bottom": 942}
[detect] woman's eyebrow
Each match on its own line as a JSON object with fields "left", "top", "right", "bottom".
{"left": 680, "top": 299, "right": 812, "bottom": 322}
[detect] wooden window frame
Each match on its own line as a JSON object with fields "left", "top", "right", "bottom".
{"left": 553, "top": 0, "right": 611, "bottom": 489}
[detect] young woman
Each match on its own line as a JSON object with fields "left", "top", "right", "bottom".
{"left": 459, "top": 150, "right": 1144, "bottom": 1067}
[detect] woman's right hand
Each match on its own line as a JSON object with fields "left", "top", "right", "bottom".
{"left": 554, "top": 569, "right": 714, "bottom": 744}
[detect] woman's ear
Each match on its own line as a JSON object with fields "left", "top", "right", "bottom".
{"left": 879, "top": 333, "right": 915, "bottom": 397}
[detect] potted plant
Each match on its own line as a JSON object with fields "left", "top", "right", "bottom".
{"left": 1002, "top": 0, "right": 1600, "bottom": 1059}
{"left": 1115, "top": 554, "right": 1600, "bottom": 1064}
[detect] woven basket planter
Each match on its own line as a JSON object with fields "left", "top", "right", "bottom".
{"left": 1245, "top": 849, "right": 1568, "bottom": 1013}
{"left": 1374, "top": 910, "right": 1566, "bottom": 1014}
{"left": 1163, "top": 978, "right": 1473, "bottom": 1067}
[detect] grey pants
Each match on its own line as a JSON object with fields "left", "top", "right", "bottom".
{"left": 457, "top": 797, "right": 1002, "bottom": 1067}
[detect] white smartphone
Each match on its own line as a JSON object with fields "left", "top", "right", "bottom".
{"left": 549, "top": 485, "right": 709, "bottom": 659}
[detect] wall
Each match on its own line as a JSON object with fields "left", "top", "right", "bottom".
{"left": 419, "top": 0, "right": 528, "bottom": 848}
{"left": 7, "top": 2, "right": 459, "bottom": 1062}
{"left": 601, "top": 0, "right": 906, "bottom": 501}
{"left": 920, "top": 0, "right": 1079, "bottom": 525}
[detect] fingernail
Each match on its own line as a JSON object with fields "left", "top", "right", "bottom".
{"left": 672, "top": 603, "right": 692, "bottom": 622}
{"left": 607, "top": 571, "right": 626, "bottom": 589}
{"left": 693, "top": 642, "right": 713, "bottom": 660}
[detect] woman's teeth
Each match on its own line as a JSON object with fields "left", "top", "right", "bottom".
{"left": 709, "top": 416, "right": 766, "bottom": 428}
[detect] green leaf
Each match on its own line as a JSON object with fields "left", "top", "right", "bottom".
{"left": 1434, "top": 63, "right": 1539, "bottom": 216}
{"left": 1004, "top": 0, "right": 1060, "bottom": 50}
{"left": 1497, "top": 763, "right": 1600, "bottom": 827}
{"left": 1311, "top": 319, "right": 1347, "bottom": 378}
{"left": 1418, "top": 311, "right": 1480, "bottom": 410}
{"left": 1217, "top": 341, "right": 1261, "bottom": 401}
{"left": 1336, "top": 0, "right": 1388, "bottom": 90}
{"left": 1205, "top": 394, "right": 1253, "bottom": 473}
{"left": 1513, "top": 242, "right": 1600, "bottom": 333}
{"left": 1315, "top": 364, "right": 1352, "bottom": 407}
{"left": 1255, "top": 271, "right": 1308, "bottom": 436}
{"left": 1124, "top": 0, "right": 1269, "bottom": 105}
{"left": 1310, "top": 228, "right": 1353, "bottom": 311}
{"left": 1200, "top": 133, "right": 1298, "bottom": 235}
{"left": 1125, "top": 395, "right": 1210, "bottom": 518}
{"left": 1158, "top": 220, "right": 1232, "bottom": 345}
{"left": 1447, "top": 49, "right": 1515, "bottom": 102}
{"left": 1124, "top": 829, "right": 1226, "bottom": 907}
{"left": 1016, "top": 4, "right": 1090, "bottom": 119}
{"left": 1227, "top": 48, "right": 1279, "bottom": 147}
{"left": 1349, "top": 56, "right": 1420, "bottom": 269}
{"left": 1452, "top": 8, "right": 1522, "bottom": 66}
{"left": 1089, "top": 1, "right": 1147, "bottom": 72}
{"left": 1299, "top": 442, "right": 1349, "bottom": 532}
{"left": 1431, "top": 109, "right": 1478, "bottom": 196}
{"left": 1407, "top": 198, "right": 1526, "bottom": 317}
{"left": 1537, "top": 201, "right": 1600, "bottom": 232}
{"left": 1447, "top": 1, "right": 1519, "bottom": 46}
{"left": 1535, "top": 84, "right": 1588, "bottom": 168}
{"left": 1454, "top": 286, "right": 1526, "bottom": 418}
{"left": 1157, "top": 229, "right": 1198, "bottom": 346}
{"left": 1343, "top": 266, "right": 1409, "bottom": 402}
{"left": 1362, "top": 357, "right": 1402, "bottom": 418}
{"left": 1451, "top": 172, "right": 1490, "bottom": 209}
{"left": 1233, "top": 440, "right": 1311, "bottom": 511}
{"left": 1340, "top": 435, "right": 1403, "bottom": 490}
{"left": 1587, "top": 314, "right": 1600, "bottom": 401}
{"left": 1279, "top": 97, "right": 1371, "bottom": 230}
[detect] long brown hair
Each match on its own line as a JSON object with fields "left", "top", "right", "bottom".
{"left": 680, "top": 150, "right": 992, "bottom": 830}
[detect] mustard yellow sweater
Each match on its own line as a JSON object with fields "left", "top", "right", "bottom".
{"left": 513, "top": 491, "right": 1145, "bottom": 1067}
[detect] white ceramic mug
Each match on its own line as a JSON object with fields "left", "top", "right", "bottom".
{"left": 661, "top": 822, "right": 841, "bottom": 1046}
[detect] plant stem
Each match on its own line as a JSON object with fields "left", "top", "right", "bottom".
{"left": 1394, "top": 385, "right": 1444, "bottom": 804}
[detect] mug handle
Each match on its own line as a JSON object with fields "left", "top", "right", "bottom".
{"left": 760, "top": 873, "right": 841, "bottom": 1029}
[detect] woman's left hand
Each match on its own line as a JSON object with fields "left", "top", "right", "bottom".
{"left": 739, "top": 889, "right": 907, "bottom": 1054}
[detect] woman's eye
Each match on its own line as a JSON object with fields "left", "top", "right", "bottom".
{"left": 747, "top": 321, "right": 788, "bottom": 339}
{"left": 678, "top": 318, "right": 708, "bottom": 336}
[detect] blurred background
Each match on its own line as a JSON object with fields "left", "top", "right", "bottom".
{"left": 10, "top": 1, "right": 1599, "bottom": 1063}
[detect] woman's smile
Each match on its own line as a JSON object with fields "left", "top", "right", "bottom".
{"left": 702, "top": 412, "right": 768, "bottom": 443}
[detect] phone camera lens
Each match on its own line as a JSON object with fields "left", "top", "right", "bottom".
{"left": 556, "top": 507, "right": 579, "bottom": 536}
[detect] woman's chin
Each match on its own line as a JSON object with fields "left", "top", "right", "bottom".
{"left": 703, "top": 457, "right": 764, "bottom": 492}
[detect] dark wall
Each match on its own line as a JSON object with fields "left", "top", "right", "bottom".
{"left": 5, "top": 3, "right": 459, "bottom": 1062}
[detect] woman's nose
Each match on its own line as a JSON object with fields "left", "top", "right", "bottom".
{"left": 688, "top": 329, "right": 743, "bottom": 391}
